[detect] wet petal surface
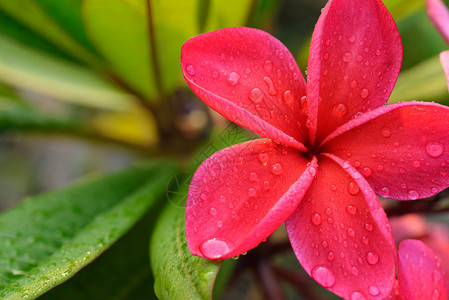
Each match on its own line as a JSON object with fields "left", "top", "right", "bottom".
{"left": 181, "top": 27, "right": 308, "bottom": 150}
{"left": 322, "top": 102, "right": 449, "bottom": 200}
{"left": 306, "top": 0, "right": 402, "bottom": 144}
{"left": 398, "top": 239, "right": 448, "bottom": 300}
{"left": 286, "top": 154, "right": 395, "bottom": 299}
{"left": 186, "top": 139, "right": 317, "bottom": 259}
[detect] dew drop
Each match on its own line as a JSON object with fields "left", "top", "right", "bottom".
{"left": 227, "top": 72, "right": 240, "bottom": 85}
{"left": 433, "top": 270, "right": 443, "bottom": 281}
{"left": 432, "top": 289, "right": 440, "bottom": 300}
{"left": 200, "top": 238, "right": 230, "bottom": 259}
{"left": 347, "top": 228, "right": 355, "bottom": 237}
{"left": 381, "top": 127, "right": 391, "bottom": 138}
{"left": 249, "top": 172, "right": 258, "bottom": 182}
{"left": 264, "top": 60, "right": 273, "bottom": 72}
{"left": 407, "top": 189, "right": 419, "bottom": 200}
{"left": 258, "top": 152, "right": 269, "bottom": 165}
{"left": 330, "top": 184, "right": 337, "bottom": 191}
{"left": 333, "top": 103, "right": 348, "bottom": 116}
{"left": 361, "top": 236, "right": 369, "bottom": 245}
{"left": 364, "top": 223, "right": 374, "bottom": 231}
{"left": 210, "top": 207, "right": 217, "bottom": 216}
{"left": 368, "top": 286, "right": 379, "bottom": 296}
{"left": 362, "top": 167, "right": 372, "bottom": 177}
{"left": 426, "top": 142, "right": 444, "bottom": 158}
{"left": 200, "top": 193, "right": 207, "bottom": 201}
{"left": 351, "top": 266, "right": 359, "bottom": 276}
{"left": 360, "top": 89, "right": 370, "bottom": 99}
{"left": 186, "top": 64, "right": 195, "bottom": 76}
{"left": 327, "top": 251, "right": 335, "bottom": 262}
{"left": 366, "top": 251, "right": 379, "bottom": 265}
{"left": 264, "top": 76, "right": 278, "bottom": 95}
{"left": 343, "top": 52, "right": 352, "bottom": 62}
{"left": 351, "top": 292, "right": 367, "bottom": 300}
{"left": 309, "top": 166, "right": 317, "bottom": 176}
{"left": 322, "top": 241, "right": 328, "bottom": 248}
{"left": 349, "top": 35, "right": 356, "bottom": 43}
{"left": 325, "top": 208, "right": 333, "bottom": 215}
{"left": 311, "top": 266, "right": 335, "bottom": 288}
{"left": 282, "top": 90, "right": 294, "bottom": 105}
{"left": 248, "top": 188, "right": 257, "bottom": 198}
{"left": 380, "top": 186, "right": 390, "bottom": 197}
{"left": 217, "top": 221, "right": 223, "bottom": 228}
{"left": 348, "top": 182, "right": 360, "bottom": 195}
{"left": 412, "top": 161, "right": 421, "bottom": 168}
{"left": 311, "top": 213, "right": 322, "bottom": 225}
{"left": 346, "top": 205, "right": 357, "bottom": 215}
{"left": 219, "top": 195, "right": 226, "bottom": 202}
{"left": 249, "top": 88, "right": 264, "bottom": 103}
{"left": 271, "top": 163, "right": 283, "bottom": 175}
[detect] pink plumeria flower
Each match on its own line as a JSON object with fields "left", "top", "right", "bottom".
{"left": 427, "top": 0, "right": 449, "bottom": 90}
{"left": 389, "top": 239, "right": 448, "bottom": 300}
{"left": 181, "top": 0, "right": 449, "bottom": 298}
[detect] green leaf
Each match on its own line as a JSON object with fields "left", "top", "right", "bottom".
{"left": 389, "top": 55, "right": 449, "bottom": 104}
{"left": 82, "top": 0, "right": 199, "bottom": 101}
{"left": 0, "top": 0, "right": 98, "bottom": 65}
{"left": 0, "top": 162, "right": 177, "bottom": 299}
{"left": 40, "top": 205, "right": 162, "bottom": 300}
{"left": 150, "top": 195, "right": 221, "bottom": 299}
{"left": 0, "top": 33, "right": 136, "bottom": 111}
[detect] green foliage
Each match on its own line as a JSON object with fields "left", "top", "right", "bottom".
{"left": 0, "top": 162, "right": 177, "bottom": 299}
{"left": 150, "top": 197, "right": 221, "bottom": 300}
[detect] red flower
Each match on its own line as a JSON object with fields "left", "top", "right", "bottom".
{"left": 181, "top": 0, "right": 449, "bottom": 298}
{"left": 427, "top": 0, "right": 449, "bottom": 89}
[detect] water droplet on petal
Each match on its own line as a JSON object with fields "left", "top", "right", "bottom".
{"left": 348, "top": 182, "right": 360, "bottom": 195}
{"left": 219, "top": 195, "right": 226, "bottom": 202}
{"left": 368, "top": 286, "right": 379, "bottom": 296}
{"left": 200, "top": 238, "right": 230, "bottom": 259}
{"left": 433, "top": 270, "right": 443, "bottom": 281}
{"left": 347, "top": 227, "right": 355, "bottom": 237}
{"left": 380, "top": 187, "right": 390, "bottom": 197}
{"left": 258, "top": 152, "right": 269, "bottom": 165}
{"left": 346, "top": 205, "right": 357, "bottom": 215}
{"left": 366, "top": 251, "right": 379, "bottom": 265}
{"left": 426, "top": 142, "right": 444, "bottom": 158}
{"left": 227, "top": 72, "right": 240, "bottom": 85}
{"left": 309, "top": 166, "right": 317, "bottom": 176}
{"left": 330, "top": 184, "right": 337, "bottom": 191}
{"left": 248, "top": 188, "right": 257, "bottom": 198}
{"left": 407, "top": 189, "right": 419, "bottom": 200}
{"left": 264, "top": 60, "right": 273, "bottom": 72}
{"left": 350, "top": 292, "right": 367, "bottom": 300}
{"left": 311, "top": 266, "right": 335, "bottom": 288}
{"left": 381, "top": 127, "right": 391, "bottom": 138}
{"left": 282, "top": 90, "right": 294, "bottom": 105}
{"left": 271, "top": 163, "right": 283, "bottom": 175}
{"left": 327, "top": 251, "right": 335, "bottom": 262}
{"left": 264, "top": 76, "right": 278, "bottom": 95}
{"left": 351, "top": 266, "right": 359, "bottom": 276}
{"left": 432, "top": 289, "right": 440, "bottom": 300}
{"left": 249, "top": 88, "right": 264, "bottom": 103}
{"left": 361, "top": 236, "right": 369, "bottom": 244}
{"left": 349, "top": 35, "right": 356, "bottom": 43}
{"left": 364, "top": 223, "right": 374, "bottom": 231}
{"left": 311, "top": 213, "right": 322, "bottom": 225}
{"left": 360, "top": 89, "right": 370, "bottom": 99}
{"left": 210, "top": 207, "right": 217, "bottom": 216}
{"left": 333, "top": 103, "right": 348, "bottom": 116}
{"left": 412, "top": 161, "right": 421, "bottom": 168}
{"left": 186, "top": 64, "right": 195, "bottom": 76}
{"left": 361, "top": 167, "right": 372, "bottom": 177}
{"left": 249, "top": 172, "right": 258, "bottom": 182}
{"left": 343, "top": 52, "right": 352, "bottom": 62}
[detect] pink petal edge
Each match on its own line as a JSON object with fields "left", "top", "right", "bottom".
{"left": 286, "top": 153, "right": 396, "bottom": 299}
{"left": 398, "top": 239, "right": 448, "bottom": 300}
{"left": 306, "top": 0, "right": 402, "bottom": 144}
{"left": 186, "top": 139, "right": 317, "bottom": 259}
{"left": 427, "top": 0, "right": 449, "bottom": 44}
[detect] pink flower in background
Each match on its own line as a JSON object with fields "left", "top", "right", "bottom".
{"left": 427, "top": 0, "right": 449, "bottom": 90}
{"left": 181, "top": 0, "right": 449, "bottom": 298}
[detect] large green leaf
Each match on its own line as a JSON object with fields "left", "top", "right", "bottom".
{"left": 0, "top": 0, "right": 98, "bottom": 65}
{"left": 82, "top": 0, "right": 199, "bottom": 101}
{"left": 40, "top": 205, "right": 161, "bottom": 300}
{"left": 389, "top": 55, "right": 449, "bottom": 104}
{"left": 150, "top": 192, "right": 221, "bottom": 300}
{"left": 0, "top": 162, "right": 177, "bottom": 299}
{"left": 0, "top": 34, "right": 135, "bottom": 111}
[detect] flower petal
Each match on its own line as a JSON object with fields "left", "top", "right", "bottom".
{"left": 186, "top": 139, "right": 317, "bottom": 260}
{"left": 181, "top": 27, "right": 308, "bottom": 151}
{"left": 306, "top": 0, "right": 402, "bottom": 144}
{"left": 286, "top": 153, "right": 395, "bottom": 299}
{"left": 440, "top": 51, "right": 449, "bottom": 91}
{"left": 322, "top": 101, "right": 449, "bottom": 200}
{"left": 427, "top": 0, "right": 449, "bottom": 44}
{"left": 398, "top": 239, "right": 448, "bottom": 300}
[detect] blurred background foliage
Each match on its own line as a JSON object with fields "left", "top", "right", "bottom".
{"left": 0, "top": 0, "right": 449, "bottom": 299}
